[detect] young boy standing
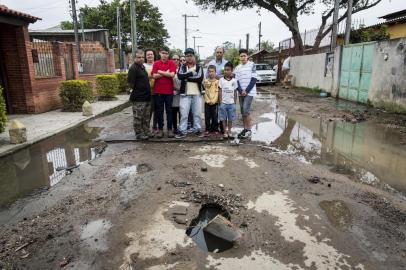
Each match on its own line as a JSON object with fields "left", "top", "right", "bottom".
{"left": 234, "top": 49, "right": 257, "bottom": 139}
{"left": 218, "top": 62, "right": 238, "bottom": 139}
{"left": 203, "top": 65, "right": 219, "bottom": 136}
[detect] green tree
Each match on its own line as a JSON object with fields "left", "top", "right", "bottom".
{"left": 257, "top": 40, "right": 274, "bottom": 51}
{"left": 60, "top": 21, "right": 73, "bottom": 30}
{"left": 193, "top": 0, "right": 382, "bottom": 54}
{"left": 61, "top": 0, "right": 169, "bottom": 51}
{"left": 224, "top": 47, "right": 240, "bottom": 67}
{"left": 350, "top": 24, "right": 389, "bottom": 43}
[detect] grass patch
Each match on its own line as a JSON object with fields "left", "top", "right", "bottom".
{"left": 297, "top": 86, "right": 323, "bottom": 95}
{"left": 373, "top": 101, "right": 406, "bottom": 114}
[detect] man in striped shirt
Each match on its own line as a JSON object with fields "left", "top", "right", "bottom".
{"left": 234, "top": 49, "right": 257, "bottom": 139}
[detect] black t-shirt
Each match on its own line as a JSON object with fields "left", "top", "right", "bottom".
{"left": 128, "top": 63, "right": 151, "bottom": 102}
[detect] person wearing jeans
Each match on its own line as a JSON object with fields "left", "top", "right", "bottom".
{"left": 176, "top": 48, "right": 204, "bottom": 138}
{"left": 151, "top": 47, "right": 176, "bottom": 138}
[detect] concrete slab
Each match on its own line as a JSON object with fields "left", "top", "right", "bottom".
{"left": 0, "top": 95, "right": 129, "bottom": 157}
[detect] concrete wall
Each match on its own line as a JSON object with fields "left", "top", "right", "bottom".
{"left": 369, "top": 38, "right": 406, "bottom": 110}
{"left": 289, "top": 46, "right": 341, "bottom": 96}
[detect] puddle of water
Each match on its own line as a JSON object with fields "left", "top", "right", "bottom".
{"left": 191, "top": 146, "right": 258, "bottom": 169}
{"left": 0, "top": 124, "right": 103, "bottom": 208}
{"left": 319, "top": 200, "right": 352, "bottom": 229}
{"left": 186, "top": 204, "right": 233, "bottom": 253}
{"left": 250, "top": 95, "right": 406, "bottom": 194}
{"left": 206, "top": 249, "right": 304, "bottom": 270}
{"left": 80, "top": 219, "right": 112, "bottom": 251}
{"left": 116, "top": 165, "right": 137, "bottom": 179}
{"left": 247, "top": 191, "right": 364, "bottom": 269}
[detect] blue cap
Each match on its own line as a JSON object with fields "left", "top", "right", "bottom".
{"left": 184, "top": 48, "right": 195, "bottom": 55}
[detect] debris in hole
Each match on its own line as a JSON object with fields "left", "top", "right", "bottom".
{"left": 307, "top": 176, "right": 321, "bottom": 184}
{"left": 174, "top": 216, "right": 188, "bottom": 225}
{"left": 186, "top": 203, "right": 239, "bottom": 253}
{"left": 203, "top": 215, "right": 242, "bottom": 242}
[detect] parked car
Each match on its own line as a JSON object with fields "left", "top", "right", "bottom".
{"left": 255, "top": 63, "right": 276, "bottom": 85}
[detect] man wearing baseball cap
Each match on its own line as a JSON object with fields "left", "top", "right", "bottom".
{"left": 176, "top": 48, "right": 204, "bottom": 138}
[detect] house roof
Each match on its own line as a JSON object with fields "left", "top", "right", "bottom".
{"left": 249, "top": 49, "right": 271, "bottom": 57}
{"left": 0, "top": 5, "right": 40, "bottom": 23}
{"left": 29, "top": 26, "right": 109, "bottom": 35}
{"left": 379, "top": 9, "right": 406, "bottom": 21}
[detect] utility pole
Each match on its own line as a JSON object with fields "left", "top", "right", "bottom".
{"left": 197, "top": 45, "right": 204, "bottom": 56}
{"left": 246, "top": 33, "right": 250, "bottom": 50}
{"left": 117, "top": 7, "right": 123, "bottom": 70}
{"left": 345, "top": 0, "right": 353, "bottom": 45}
{"left": 80, "top": 12, "right": 85, "bottom": 42}
{"left": 330, "top": 0, "right": 340, "bottom": 51}
{"left": 192, "top": 36, "right": 202, "bottom": 51}
{"left": 258, "top": 22, "right": 262, "bottom": 51}
{"left": 70, "top": 0, "right": 81, "bottom": 65}
{"left": 239, "top": 39, "right": 241, "bottom": 49}
{"left": 182, "top": 14, "right": 198, "bottom": 50}
{"left": 130, "top": 0, "right": 137, "bottom": 57}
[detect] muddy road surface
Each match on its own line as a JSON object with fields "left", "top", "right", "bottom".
{"left": 0, "top": 86, "right": 405, "bottom": 270}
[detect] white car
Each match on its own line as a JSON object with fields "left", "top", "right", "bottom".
{"left": 255, "top": 63, "right": 277, "bottom": 85}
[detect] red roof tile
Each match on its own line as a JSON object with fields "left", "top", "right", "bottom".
{"left": 0, "top": 5, "right": 41, "bottom": 23}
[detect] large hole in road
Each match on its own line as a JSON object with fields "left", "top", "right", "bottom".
{"left": 186, "top": 203, "right": 235, "bottom": 253}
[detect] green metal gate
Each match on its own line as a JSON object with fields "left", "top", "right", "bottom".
{"left": 339, "top": 42, "right": 375, "bottom": 103}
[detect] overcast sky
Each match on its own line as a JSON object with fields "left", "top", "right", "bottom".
{"left": 4, "top": 0, "right": 405, "bottom": 58}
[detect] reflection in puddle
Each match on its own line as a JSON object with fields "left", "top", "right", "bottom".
{"left": 80, "top": 219, "right": 112, "bottom": 251}
{"left": 186, "top": 204, "right": 233, "bottom": 253}
{"left": 0, "top": 124, "right": 103, "bottom": 208}
{"left": 319, "top": 200, "right": 352, "bottom": 229}
{"left": 206, "top": 249, "right": 304, "bottom": 270}
{"left": 190, "top": 146, "right": 258, "bottom": 168}
{"left": 250, "top": 95, "right": 406, "bottom": 194}
{"left": 248, "top": 191, "right": 363, "bottom": 269}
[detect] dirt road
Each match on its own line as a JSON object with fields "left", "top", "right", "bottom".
{"left": 0, "top": 86, "right": 405, "bottom": 270}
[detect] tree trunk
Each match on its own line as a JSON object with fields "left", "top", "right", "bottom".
{"left": 291, "top": 31, "right": 304, "bottom": 56}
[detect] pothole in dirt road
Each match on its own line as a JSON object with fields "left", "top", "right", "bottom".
{"left": 80, "top": 219, "right": 112, "bottom": 251}
{"left": 319, "top": 200, "right": 352, "bottom": 229}
{"left": 186, "top": 203, "right": 240, "bottom": 253}
{"left": 115, "top": 163, "right": 153, "bottom": 179}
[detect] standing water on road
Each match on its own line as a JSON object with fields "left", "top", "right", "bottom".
{"left": 0, "top": 124, "right": 104, "bottom": 208}
{"left": 252, "top": 94, "right": 406, "bottom": 194}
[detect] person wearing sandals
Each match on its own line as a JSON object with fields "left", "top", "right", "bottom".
{"left": 218, "top": 62, "right": 238, "bottom": 139}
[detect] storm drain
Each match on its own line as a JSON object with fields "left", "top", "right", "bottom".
{"left": 186, "top": 203, "right": 240, "bottom": 253}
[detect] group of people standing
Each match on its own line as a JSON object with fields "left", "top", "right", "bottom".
{"left": 127, "top": 46, "right": 257, "bottom": 140}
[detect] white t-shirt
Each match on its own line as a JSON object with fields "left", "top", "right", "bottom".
{"left": 234, "top": 61, "right": 257, "bottom": 96}
{"left": 186, "top": 66, "right": 200, "bottom": 95}
{"left": 219, "top": 77, "right": 238, "bottom": 104}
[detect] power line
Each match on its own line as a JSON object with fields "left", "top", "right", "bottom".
{"left": 182, "top": 14, "right": 199, "bottom": 50}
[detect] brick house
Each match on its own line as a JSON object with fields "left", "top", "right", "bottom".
{"left": 0, "top": 6, "right": 115, "bottom": 114}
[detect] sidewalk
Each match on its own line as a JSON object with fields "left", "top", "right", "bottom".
{"left": 0, "top": 95, "right": 129, "bottom": 157}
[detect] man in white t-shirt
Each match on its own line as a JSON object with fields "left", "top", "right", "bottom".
{"left": 218, "top": 62, "right": 238, "bottom": 138}
{"left": 234, "top": 49, "right": 257, "bottom": 139}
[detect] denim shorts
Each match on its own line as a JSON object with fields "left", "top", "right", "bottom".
{"left": 218, "top": 103, "right": 236, "bottom": 121}
{"left": 239, "top": 95, "right": 253, "bottom": 116}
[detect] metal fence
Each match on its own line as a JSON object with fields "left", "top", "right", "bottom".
{"left": 81, "top": 51, "right": 108, "bottom": 74}
{"left": 31, "top": 39, "right": 61, "bottom": 78}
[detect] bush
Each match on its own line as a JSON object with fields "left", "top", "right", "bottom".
{"left": 0, "top": 86, "right": 7, "bottom": 133}
{"left": 59, "top": 80, "right": 93, "bottom": 112}
{"left": 116, "top": 72, "right": 129, "bottom": 93}
{"left": 96, "top": 74, "right": 119, "bottom": 98}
